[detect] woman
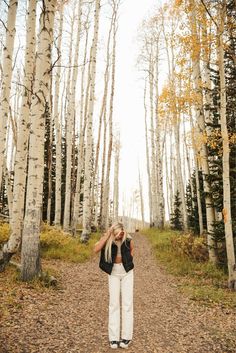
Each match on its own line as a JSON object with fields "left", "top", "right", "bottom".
{"left": 94, "top": 222, "right": 134, "bottom": 349}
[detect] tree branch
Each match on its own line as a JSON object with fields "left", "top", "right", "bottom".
{"left": 200, "top": 0, "right": 218, "bottom": 28}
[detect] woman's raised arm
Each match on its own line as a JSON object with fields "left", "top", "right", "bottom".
{"left": 94, "top": 232, "right": 110, "bottom": 253}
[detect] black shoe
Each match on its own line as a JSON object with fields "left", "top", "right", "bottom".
{"left": 120, "top": 339, "right": 131, "bottom": 348}
{"left": 110, "top": 341, "right": 119, "bottom": 349}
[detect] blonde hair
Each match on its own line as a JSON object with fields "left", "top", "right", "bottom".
{"left": 104, "top": 222, "right": 130, "bottom": 263}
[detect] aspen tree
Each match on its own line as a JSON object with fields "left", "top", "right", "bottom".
{"left": 64, "top": 0, "right": 83, "bottom": 231}
{"left": 164, "top": 136, "right": 171, "bottom": 220}
{"left": 144, "top": 81, "right": 153, "bottom": 226}
{"left": 0, "top": 0, "right": 36, "bottom": 270}
{"left": 0, "top": 0, "right": 18, "bottom": 193}
{"left": 62, "top": 7, "right": 76, "bottom": 231}
{"left": 169, "top": 74, "right": 188, "bottom": 229}
{"left": 160, "top": 7, "right": 174, "bottom": 219}
{"left": 99, "top": 91, "right": 108, "bottom": 228}
{"left": 189, "top": 107, "right": 204, "bottom": 235}
{"left": 61, "top": 11, "right": 76, "bottom": 226}
{"left": 154, "top": 36, "right": 165, "bottom": 228}
{"left": 54, "top": 5, "right": 64, "bottom": 226}
{"left": 201, "top": 9, "right": 213, "bottom": 134}
{"left": 101, "top": 0, "right": 119, "bottom": 230}
{"left": 3, "top": 160, "right": 13, "bottom": 220}
{"left": 91, "top": 7, "right": 114, "bottom": 227}
{"left": 94, "top": 167, "right": 100, "bottom": 226}
{"left": 72, "top": 6, "right": 91, "bottom": 234}
{"left": 113, "top": 135, "right": 120, "bottom": 222}
{"left": 138, "top": 168, "right": 145, "bottom": 229}
{"left": 148, "top": 52, "right": 158, "bottom": 226}
{"left": 159, "top": 117, "right": 168, "bottom": 225}
{"left": 81, "top": 0, "right": 101, "bottom": 242}
{"left": 188, "top": 0, "right": 218, "bottom": 263}
{"left": 46, "top": 77, "right": 53, "bottom": 224}
{"left": 217, "top": 1, "right": 236, "bottom": 289}
{"left": 169, "top": 129, "right": 174, "bottom": 216}
{"left": 21, "top": 0, "right": 57, "bottom": 281}
{"left": 160, "top": 6, "right": 188, "bottom": 229}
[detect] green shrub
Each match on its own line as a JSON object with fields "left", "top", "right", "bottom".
{"left": 0, "top": 222, "right": 100, "bottom": 263}
{"left": 142, "top": 227, "right": 236, "bottom": 308}
{"left": 170, "top": 233, "right": 209, "bottom": 262}
{"left": 40, "top": 223, "right": 100, "bottom": 263}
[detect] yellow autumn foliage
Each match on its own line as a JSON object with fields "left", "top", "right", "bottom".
{"left": 0, "top": 222, "right": 100, "bottom": 263}
{"left": 0, "top": 222, "right": 10, "bottom": 244}
{"left": 170, "top": 233, "right": 208, "bottom": 262}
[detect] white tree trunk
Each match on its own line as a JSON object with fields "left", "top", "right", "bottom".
{"left": 0, "top": 0, "right": 18, "bottom": 192}
{"left": 54, "top": 6, "right": 64, "bottom": 226}
{"left": 46, "top": 77, "right": 53, "bottom": 224}
{"left": 154, "top": 42, "right": 164, "bottom": 228}
{"left": 99, "top": 98, "right": 108, "bottom": 228}
{"left": 217, "top": 2, "right": 236, "bottom": 289}
{"left": 144, "top": 81, "right": 153, "bottom": 226}
{"left": 101, "top": 3, "right": 118, "bottom": 230}
{"left": 113, "top": 137, "right": 120, "bottom": 222}
{"left": 91, "top": 7, "right": 115, "bottom": 227}
{"left": 189, "top": 107, "right": 204, "bottom": 235}
{"left": 21, "top": 0, "right": 56, "bottom": 281}
{"left": 0, "top": 0, "right": 36, "bottom": 270}
{"left": 174, "top": 116, "right": 188, "bottom": 229}
{"left": 3, "top": 160, "right": 13, "bottom": 220}
{"left": 189, "top": 2, "right": 218, "bottom": 263}
{"left": 169, "top": 129, "right": 174, "bottom": 216}
{"left": 149, "top": 57, "right": 158, "bottom": 226}
{"left": 138, "top": 169, "right": 145, "bottom": 228}
{"left": 165, "top": 137, "right": 170, "bottom": 221}
{"left": 63, "top": 1, "right": 83, "bottom": 231}
{"left": 81, "top": 0, "right": 101, "bottom": 241}
{"left": 72, "top": 9, "right": 91, "bottom": 233}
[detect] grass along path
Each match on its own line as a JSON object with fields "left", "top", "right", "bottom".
{"left": 0, "top": 232, "right": 236, "bottom": 353}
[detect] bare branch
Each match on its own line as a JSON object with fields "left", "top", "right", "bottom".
{"left": 0, "top": 18, "right": 8, "bottom": 32}
{"left": 200, "top": 0, "right": 218, "bottom": 28}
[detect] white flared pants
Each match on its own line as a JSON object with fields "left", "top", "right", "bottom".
{"left": 108, "top": 263, "right": 134, "bottom": 341}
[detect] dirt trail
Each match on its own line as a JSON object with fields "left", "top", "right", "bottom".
{"left": 1, "top": 233, "right": 236, "bottom": 353}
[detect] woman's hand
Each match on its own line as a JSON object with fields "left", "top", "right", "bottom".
{"left": 93, "top": 231, "right": 111, "bottom": 254}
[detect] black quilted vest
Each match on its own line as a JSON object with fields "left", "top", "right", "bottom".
{"left": 99, "top": 238, "right": 134, "bottom": 275}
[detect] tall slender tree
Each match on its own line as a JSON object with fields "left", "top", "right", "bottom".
{"left": 81, "top": 0, "right": 101, "bottom": 242}
{"left": 217, "top": 0, "right": 236, "bottom": 289}
{"left": 0, "top": 0, "right": 18, "bottom": 193}
{"left": 21, "top": 0, "right": 57, "bottom": 281}
{"left": 0, "top": 0, "right": 36, "bottom": 270}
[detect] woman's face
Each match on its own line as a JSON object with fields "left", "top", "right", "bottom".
{"left": 114, "top": 229, "right": 124, "bottom": 240}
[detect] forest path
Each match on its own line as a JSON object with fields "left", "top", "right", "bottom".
{"left": 1, "top": 232, "right": 236, "bottom": 353}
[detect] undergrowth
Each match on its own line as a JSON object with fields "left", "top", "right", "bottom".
{"left": 142, "top": 227, "right": 236, "bottom": 308}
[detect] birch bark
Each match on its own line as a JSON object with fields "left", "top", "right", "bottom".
{"left": 91, "top": 9, "right": 113, "bottom": 227}
{"left": 144, "top": 82, "right": 153, "bottom": 226}
{"left": 72, "top": 8, "right": 91, "bottom": 233}
{"left": 21, "top": 0, "right": 56, "bottom": 281}
{"left": 138, "top": 169, "right": 145, "bottom": 229}
{"left": 189, "top": 1, "right": 218, "bottom": 263}
{"left": 189, "top": 107, "right": 204, "bottom": 235}
{"left": 149, "top": 56, "right": 158, "bottom": 226}
{"left": 113, "top": 137, "right": 120, "bottom": 222}
{"left": 54, "top": 6, "right": 64, "bottom": 226}
{"left": 81, "top": 0, "right": 101, "bottom": 241}
{"left": 0, "top": 0, "right": 18, "bottom": 192}
{"left": 101, "top": 1, "right": 118, "bottom": 230}
{"left": 217, "top": 2, "right": 236, "bottom": 289}
{"left": 0, "top": 0, "right": 36, "bottom": 270}
{"left": 64, "top": 1, "right": 83, "bottom": 231}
